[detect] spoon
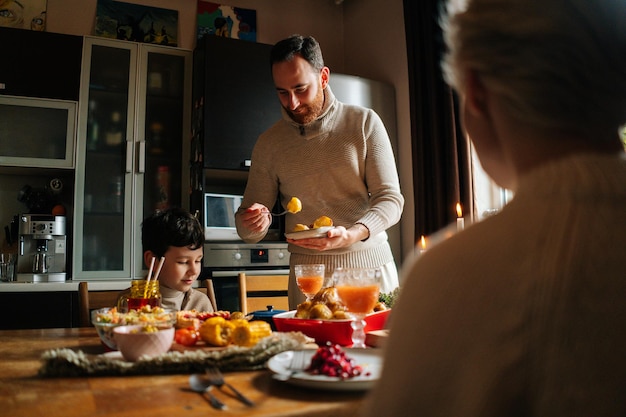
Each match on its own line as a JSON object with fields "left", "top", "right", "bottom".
{"left": 189, "top": 374, "right": 227, "bottom": 410}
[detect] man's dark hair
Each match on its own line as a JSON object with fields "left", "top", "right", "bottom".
{"left": 141, "top": 207, "right": 204, "bottom": 257}
{"left": 270, "top": 34, "right": 325, "bottom": 71}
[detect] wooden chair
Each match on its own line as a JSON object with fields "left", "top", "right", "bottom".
{"left": 237, "top": 272, "right": 289, "bottom": 315}
{"left": 78, "top": 282, "right": 122, "bottom": 327}
{"left": 78, "top": 280, "right": 218, "bottom": 327}
{"left": 198, "top": 279, "right": 218, "bottom": 311}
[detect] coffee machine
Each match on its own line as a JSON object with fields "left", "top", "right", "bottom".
{"left": 16, "top": 214, "right": 67, "bottom": 282}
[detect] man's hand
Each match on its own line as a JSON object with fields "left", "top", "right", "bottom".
{"left": 239, "top": 203, "right": 272, "bottom": 234}
{"left": 286, "top": 224, "right": 369, "bottom": 251}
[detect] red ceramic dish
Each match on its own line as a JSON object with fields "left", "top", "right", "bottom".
{"left": 272, "top": 309, "right": 391, "bottom": 346}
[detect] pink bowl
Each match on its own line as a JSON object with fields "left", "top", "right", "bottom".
{"left": 272, "top": 309, "right": 391, "bottom": 346}
{"left": 113, "top": 325, "right": 174, "bottom": 361}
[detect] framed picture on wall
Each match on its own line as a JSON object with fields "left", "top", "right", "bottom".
{"left": 0, "top": 0, "right": 47, "bottom": 31}
{"left": 95, "top": 0, "right": 178, "bottom": 46}
{"left": 197, "top": 1, "right": 256, "bottom": 42}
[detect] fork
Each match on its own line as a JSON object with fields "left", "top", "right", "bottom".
{"left": 272, "top": 350, "right": 308, "bottom": 381}
{"left": 205, "top": 367, "right": 255, "bottom": 407}
{"left": 262, "top": 209, "right": 290, "bottom": 217}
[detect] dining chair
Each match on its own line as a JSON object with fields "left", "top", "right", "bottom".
{"left": 79, "top": 279, "right": 218, "bottom": 327}
{"left": 77, "top": 281, "right": 122, "bottom": 327}
{"left": 237, "top": 272, "right": 289, "bottom": 315}
{"left": 198, "top": 278, "right": 218, "bottom": 311}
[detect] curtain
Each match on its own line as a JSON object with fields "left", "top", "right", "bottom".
{"left": 403, "top": 0, "right": 472, "bottom": 239}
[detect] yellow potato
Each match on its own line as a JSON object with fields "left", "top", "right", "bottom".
{"left": 293, "top": 223, "right": 310, "bottom": 232}
{"left": 287, "top": 197, "right": 302, "bottom": 213}
{"left": 312, "top": 215, "right": 333, "bottom": 229}
{"left": 309, "top": 303, "right": 333, "bottom": 320}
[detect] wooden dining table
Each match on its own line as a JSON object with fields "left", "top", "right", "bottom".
{"left": 0, "top": 327, "right": 369, "bottom": 417}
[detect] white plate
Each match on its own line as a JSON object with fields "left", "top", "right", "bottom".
{"left": 267, "top": 348, "right": 382, "bottom": 391}
{"left": 285, "top": 226, "right": 334, "bottom": 240}
{"left": 101, "top": 351, "right": 125, "bottom": 360}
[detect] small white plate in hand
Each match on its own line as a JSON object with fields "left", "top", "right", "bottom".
{"left": 285, "top": 226, "right": 334, "bottom": 240}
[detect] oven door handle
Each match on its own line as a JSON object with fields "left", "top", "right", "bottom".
{"left": 211, "top": 269, "right": 290, "bottom": 277}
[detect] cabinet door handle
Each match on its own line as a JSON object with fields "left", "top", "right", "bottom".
{"left": 138, "top": 141, "right": 146, "bottom": 173}
{"left": 125, "top": 141, "right": 133, "bottom": 173}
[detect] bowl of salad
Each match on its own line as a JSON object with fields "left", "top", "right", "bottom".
{"left": 91, "top": 306, "right": 176, "bottom": 350}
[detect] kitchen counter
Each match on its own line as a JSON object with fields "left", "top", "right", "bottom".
{"left": 0, "top": 280, "right": 193, "bottom": 329}
{"left": 0, "top": 280, "right": 132, "bottom": 292}
{"left": 0, "top": 279, "right": 207, "bottom": 329}
{"left": 0, "top": 279, "right": 207, "bottom": 292}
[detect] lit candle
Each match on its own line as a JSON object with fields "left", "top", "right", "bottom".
{"left": 419, "top": 235, "right": 427, "bottom": 254}
{"left": 456, "top": 203, "right": 464, "bottom": 232}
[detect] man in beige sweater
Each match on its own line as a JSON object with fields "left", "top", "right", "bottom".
{"left": 235, "top": 35, "right": 404, "bottom": 308}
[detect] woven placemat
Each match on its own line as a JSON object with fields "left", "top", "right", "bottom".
{"left": 39, "top": 332, "right": 313, "bottom": 377}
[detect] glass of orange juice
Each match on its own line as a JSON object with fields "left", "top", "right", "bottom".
{"left": 294, "top": 264, "right": 325, "bottom": 301}
{"left": 333, "top": 267, "right": 381, "bottom": 348}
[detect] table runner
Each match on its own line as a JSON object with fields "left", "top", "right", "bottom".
{"left": 39, "top": 331, "right": 313, "bottom": 377}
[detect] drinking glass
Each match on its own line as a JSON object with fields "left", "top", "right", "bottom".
{"left": 0, "top": 253, "right": 17, "bottom": 282}
{"left": 118, "top": 279, "right": 161, "bottom": 312}
{"left": 294, "top": 264, "right": 325, "bottom": 301}
{"left": 333, "top": 267, "right": 381, "bottom": 348}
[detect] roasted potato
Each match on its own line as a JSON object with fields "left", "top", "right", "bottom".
{"left": 309, "top": 303, "right": 333, "bottom": 320}
{"left": 295, "top": 301, "right": 313, "bottom": 318}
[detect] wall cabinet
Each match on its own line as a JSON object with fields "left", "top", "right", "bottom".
{"left": 190, "top": 35, "right": 281, "bottom": 172}
{"left": 74, "top": 37, "right": 191, "bottom": 280}
{"left": 0, "top": 27, "right": 82, "bottom": 101}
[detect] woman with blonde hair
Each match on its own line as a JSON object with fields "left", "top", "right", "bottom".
{"left": 364, "top": 0, "right": 626, "bottom": 415}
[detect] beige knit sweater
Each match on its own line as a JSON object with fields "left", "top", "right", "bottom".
{"left": 236, "top": 85, "right": 404, "bottom": 281}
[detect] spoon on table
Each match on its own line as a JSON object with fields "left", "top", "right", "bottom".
{"left": 189, "top": 374, "right": 227, "bottom": 410}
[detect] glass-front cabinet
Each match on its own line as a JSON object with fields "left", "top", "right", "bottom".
{"left": 74, "top": 37, "right": 191, "bottom": 280}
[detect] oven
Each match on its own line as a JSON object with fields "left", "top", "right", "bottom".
{"left": 202, "top": 242, "right": 290, "bottom": 312}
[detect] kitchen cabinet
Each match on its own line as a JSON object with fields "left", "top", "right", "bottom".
{"left": 0, "top": 27, "right": 82, "bottom": 101}
{"left": 190, "top": 35, "right": 281, "bottom": 173}
{"left": 0, "top": 291, "right": 77, "bottom": 329}
{"left": 74, "top": 37, "right": 191, "bottom": 280}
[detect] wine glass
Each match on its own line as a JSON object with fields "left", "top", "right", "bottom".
{"left": 333, "top": 267, "right": 381, "bottom": 348}
{"left": 294, "top": 264, "right": 325, "bottom": 301}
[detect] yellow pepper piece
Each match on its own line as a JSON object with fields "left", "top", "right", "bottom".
{"left": 199, "top": 316, "right": 235, "bottom": 347}
{"left": 231, "top": 320, "right": 272, "bottom": 347}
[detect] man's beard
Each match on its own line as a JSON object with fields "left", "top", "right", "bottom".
{"left": 285, "top": 87, "right": 325, "bottom": 125}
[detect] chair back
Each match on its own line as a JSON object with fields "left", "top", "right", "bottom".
{"left": 238, "top": 272, "right": 289, "bottom": 315}
{"left": 79, "top": 279, "right": 218, "bottom": 327}
{"left": 78, "top": 282, "right": 122, "bottom": 327}
{"left": 197, "top": 279, "right": 218, "bottom": 311}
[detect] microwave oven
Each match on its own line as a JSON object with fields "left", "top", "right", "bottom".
{"left": 0, "top": 95, "right": 77, "bottom": 168}
{"left": 202, "top": 192, "right": 285, "bottom": 241}
{"left": 204, "top": 193, "right": 243, "bottom": 241}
